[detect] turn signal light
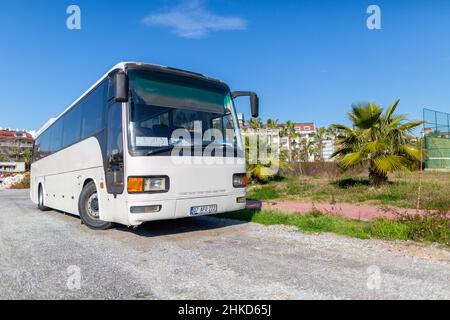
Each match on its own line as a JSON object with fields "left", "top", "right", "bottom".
{"left": 128, "top": 177, "right": 144, "bottom": 193}
{"left": 128, "top": 176, "right": 170, "bottom": 194}
{"left": 233, "top": 174, "right": 249, "bottom": 188}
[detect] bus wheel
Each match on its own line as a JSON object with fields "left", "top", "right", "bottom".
{"left": 38, "top": 184, "right": 49, "bottom": 211}
{"left": 79, "top": 182, "right": 115, "bottom": 230}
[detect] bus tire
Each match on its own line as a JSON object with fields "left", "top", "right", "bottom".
{"left": 38, "top": 184, "right": 49, "bottom": 211}
{"left": 78, "top": 182, "right": 115, "bottom": 230}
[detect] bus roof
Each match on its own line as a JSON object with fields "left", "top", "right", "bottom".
{"left": 36, "top": 62, "right": 227, "bottom": 138}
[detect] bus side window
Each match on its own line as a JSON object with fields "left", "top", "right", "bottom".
{"left": 81, "top": 82, "right": 107, "bottom": 139}
{"left": 33, "top": 139, "right": 41, "bottom": 161}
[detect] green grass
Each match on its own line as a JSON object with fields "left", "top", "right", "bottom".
{"left": 365, "top": 192, "right": 406, "bottom": 202}
{"left": 248, "top": 186, "right": 280, "bottom": 200}
{"left": 218, "top": 209, "right": 449, "bottom": 245}
{"left": 369, "top": 219, "right": 410, "bottom": 240}
{"left": 220, "top": 209, "right": 370, "bottom": 239}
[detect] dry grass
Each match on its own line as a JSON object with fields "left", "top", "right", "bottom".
{"left": 248, "top": 170, "right": 450, "bottom": 211}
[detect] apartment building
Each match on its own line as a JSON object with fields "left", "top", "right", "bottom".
{"left": 239, "top": 119, "right": 322, "bottom": 161}
{"left": 0, "top": 162, "right": 26, "bottom": 173}
{"left": 322, "top": 139, "right": 336, "bottom": 162}
{"left": 0, "top": 129, "right": 34, "bottom": 161}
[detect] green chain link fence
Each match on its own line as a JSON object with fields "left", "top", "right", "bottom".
{"left": 423, "top": 108, "right": 450, "bottom": 169}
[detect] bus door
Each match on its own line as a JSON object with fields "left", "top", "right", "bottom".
{"left": 105, "top": 102, "right": 124, "bottom": 195}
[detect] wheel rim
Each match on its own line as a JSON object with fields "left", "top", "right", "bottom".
{"left": 86, "top": 192, "right": 100, "bottom": 220}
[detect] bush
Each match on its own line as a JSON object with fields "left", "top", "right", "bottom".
{"left": 370, "top": 218, "right": 410, "bottom": 240}
{"left": 10, "top": 172, "right": 30, "bottom": 189}
{"left": 396, "top": 211, "right": 449, "bottom": 244}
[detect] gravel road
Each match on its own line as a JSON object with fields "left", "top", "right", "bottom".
{"left": 0, "top": 189, "right": 449, "bottom": 300}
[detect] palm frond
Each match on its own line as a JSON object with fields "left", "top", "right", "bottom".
{"left": 338, "top": 152, "right": 364, "bottom": 169}
{"left": 397, "top": 120, "right": 424, "bottom": 132}
{"left": 349, "top": 103, "right": 382, "bottom": 129}
{"left": 384, "top": 99, "right": 400, "bottom": 122}
{"left": 387, "top": 114, "right": 407, "bottom": 127}
{"left": 331, "top": 124, "right": 352, "bottom": 131}
{"left": 330, "top": 147, "right": 354, "bottom": 158}
{"left": 361, "top": 140, "right": 387, "bottom": 154}
{"left": 398, "top": 145, "right": 423, "bottom": 161}
{"left": 373, "top": 155, "right": 411, "bottom": 175}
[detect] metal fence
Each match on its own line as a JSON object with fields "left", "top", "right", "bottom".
{"left": 423, "top": 108, "right": 450, "bottom": 169}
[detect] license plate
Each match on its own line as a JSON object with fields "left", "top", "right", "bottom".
{"left": 190, "top": 205, "right": 218, "bottom": 216}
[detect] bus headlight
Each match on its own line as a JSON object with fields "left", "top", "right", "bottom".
{"left": 128, "top": 176, "right": 170, "bottom": 193}
{"left": 233, "top": 174, "right": 249, "bottom": 188}
{"left": 144, "top": 177, "right": 167, "bottom": 192}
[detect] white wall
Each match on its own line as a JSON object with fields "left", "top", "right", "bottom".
{"left": 0, "top": 162, "right": 26, "bottom": 173}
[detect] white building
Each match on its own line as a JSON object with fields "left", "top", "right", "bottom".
{"left": 322, "top": 139, "right": 336, "bottom": 162}
{"left": 0, "top": 162, "right": 26, "bottom": 173}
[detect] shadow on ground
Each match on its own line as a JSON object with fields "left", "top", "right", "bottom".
{"left": 116, "top": 215, "right": 250, "bottom": 238}
{"left": 52, "top": 207, "right": 251, "bottom": 237}
{"left": 331, "top": 178, "right": 371, "bottom": 188}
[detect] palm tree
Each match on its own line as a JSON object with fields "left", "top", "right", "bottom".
{"left": 266, "top": 118, "right": 279, "bottom": 129}
{"left": 248, "top": 118, "right": 263, "bottom": 130}
{"left": 280, "top": 121, "right": 299, "bottom": 161}
{"left": 296, "top": 139, "right": 314, "bottom": 162}
{"left": 265, "top": 118, "right": 279, "bottom": 146}
{"left": 21, "top": 148, "right": 33, "bottom": 170}
{"left": 314, "top": 127, "right": 327, "bottom": 161}
{"left": 331, "top": 100, "right": 423, "bottom": 187}
{"left": 245, "top": 136, "right": 286, "bottom": 183}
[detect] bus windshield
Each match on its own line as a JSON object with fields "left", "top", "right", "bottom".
{"left": 127, "top": 70, "right": 243, "bottom": 157}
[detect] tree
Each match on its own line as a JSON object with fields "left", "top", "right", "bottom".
{"left": 248, "top": 118, "right": 264, "bottom": 130}
{"left": 265, "top": 118, "right": 279, "bottom": 146}
{"left": 21, "top": 148, "right": 33, "bottom": 170}
{"left": 314, "top": 127, "right": 327, "bottom": 161}
{"left": 245, "top": 136, "right": 286, "bottom": 183}
{"left": 11, "top": 147, "right": 23, "bottom": 161}
{"left": 295, "top": 139, "right": 314, "bottom": 162}
{"left": 331, "top": 100, "right": 423, "bottom": 187}
{"left": 280, "top": 121, "right": 299, "bottom": 161}
{"left": 266, "top": 118, "right": 279, "bottom": 129}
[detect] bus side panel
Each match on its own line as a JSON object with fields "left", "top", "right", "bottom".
{"left": 30, "top": 167, "right": 46, "bottom": 205}
{"left": 30, "top": 174, "right": 38, "bottom": 204}
{"left": 30, "top": 138, "right": 105, "bottom": 215}
{"left": 98, "top": 192, "right": 130, "bottom": 225}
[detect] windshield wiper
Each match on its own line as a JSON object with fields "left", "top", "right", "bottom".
{"left": 146, "top": 146, "right": 176, "bottom": 156}
{"left": 145, "top": 142, "right": 235, "bottom": 156}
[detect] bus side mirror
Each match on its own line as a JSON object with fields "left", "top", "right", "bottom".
{"left": 115, "top": 71, "right": 129, "bottom": 103}
{"left": 231, "top": 91, "right": 259, "bottom": 118}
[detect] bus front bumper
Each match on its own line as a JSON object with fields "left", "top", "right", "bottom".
{"left": 126, "top": 193, "right": 246, "bottom": 226}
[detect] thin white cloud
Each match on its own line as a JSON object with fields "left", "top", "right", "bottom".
{"left": 141, "top": 0, "right": 248, "bottom": 39}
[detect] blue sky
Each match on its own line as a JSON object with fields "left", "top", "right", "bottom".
{"left": 1, "top": 0, "right": 450, "bottom": 133}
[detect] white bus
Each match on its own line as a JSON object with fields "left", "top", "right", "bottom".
{"left": 31, "top": 62, "right": 259, "bottom": 230}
